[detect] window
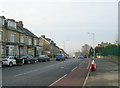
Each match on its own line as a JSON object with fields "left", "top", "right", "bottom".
{"left": 28, "top": 38, "right": 32, "bottom": 45}
{"left": 34, "top": 40, "right": 37, "bottom": 46}
{"left": 10, "top": 34, "right": 14, "bottom": 42}
{"left": 20, "top": 36, "right": 24, "bottom": 43}
{"left": 8, "top": 20, "right": 16, "bottom": 29}
{"left": 0, "top": 17, "right": 4, "bottom": 27}
{"left": 0, "top": 32, "right": 2, "bottom": 41}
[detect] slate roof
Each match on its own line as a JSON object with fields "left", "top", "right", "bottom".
{"left": 22, "top": 27, "right": 38, "bottom": 38}
{"left": 45, "top": 38, "right": 51, "bottom": 43}
{"left": 16, "top": 22, "right": 39, "bottom": 38}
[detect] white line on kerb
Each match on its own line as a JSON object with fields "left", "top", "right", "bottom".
{"left": 82, "top": 59, "right": 91, "bottom": 88}
{"left": 71, "top": 67, "right": 77, "bottom": 72}
{"left": 87, "top": 59, "right": 90, "bottom": 69}
{"left": 49, "top": 74, "right": 67, "bottom": 86}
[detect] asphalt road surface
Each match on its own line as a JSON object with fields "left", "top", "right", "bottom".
{"left": 2, "top": 58, "right": 89, "bottom": 87}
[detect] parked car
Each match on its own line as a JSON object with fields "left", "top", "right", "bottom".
{"left": 2, "top": 56, "right": 17, "bottom": 67}
{"left": 56, "top": 54, "right": 65, "bottom": 61}
{"left": 20, "top": 55, "right": 37, "bottom": 64}
{"left": 2, "top": 56, "right": 24, "bottom": 67}
{"left": 37, "top": 55, "right": 50, "bottom": 62}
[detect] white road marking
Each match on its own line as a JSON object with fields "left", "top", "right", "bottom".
{"left": 82, "top": 60, "right": 91, "bottom": 88}
{"left": 87, "top": 59, "right": 90, "bottom": 69}
{"left": 61, "top": 66, "right": 64, "bottom": 69}
{"left": 49, "top": 74, "right": 67, "bottom": 86}
{"left": 14, "top": 69, "right": 39, "bottom": 77}
{"left": 71, "top": 67, "right": 77, "bottom": 72}
{"left": 14, "top": 59, "right": 77, "bottom": 77}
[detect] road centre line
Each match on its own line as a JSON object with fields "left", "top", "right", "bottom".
{"left": 14, "top": 69, "right": 39, "bottom": 77}
{"left": 49, "top": 74, "right": 67, "bottom": 86}
{"left": 14, "top": 61, "right": 67, "bottom": 77}
{"left": 71, "top": 67, "right": 77, "bottom": 72}
{"left": 14, "top": 59, "right": 77, "bottom": 77}
{"left": 14, "top": 60, "right": 73, "bottom": 77}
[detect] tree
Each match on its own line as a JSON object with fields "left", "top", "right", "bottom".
{"left": 88, "top": 47, "right": 94, "bottom": 58}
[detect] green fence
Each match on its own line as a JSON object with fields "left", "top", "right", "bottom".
{"left": 95, "top": 45, "right": 120, "bottom": 57}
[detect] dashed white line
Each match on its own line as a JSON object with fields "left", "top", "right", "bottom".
{"left": 71, "top": 67, "right": 77, "bottom": 72}
{"left": 49, "top": 74, "right": 67, "bottom": 86}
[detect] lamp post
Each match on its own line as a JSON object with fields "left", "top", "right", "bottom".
{"left": 87, "top": 32, "right": 95, "bottom": 58}
{"left": 63, "top": 40, "right": 69, "bottom": 52}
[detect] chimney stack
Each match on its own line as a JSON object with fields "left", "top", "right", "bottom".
{"left": 41, "top": 35, "right": 45, "bottom": 38}
{"left": 17, "top": 21, "right": 23, "bottom": 27}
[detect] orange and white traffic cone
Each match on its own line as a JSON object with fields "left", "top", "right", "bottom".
{"left": 90, "top": 60, "right": 96, "bottom": 72}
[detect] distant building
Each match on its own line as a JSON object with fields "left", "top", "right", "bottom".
{"left": 39, "top": 35, "right": 67, "bottom": 55}
{"left": 81, "top": 44, "right": 91, "bottom": 57}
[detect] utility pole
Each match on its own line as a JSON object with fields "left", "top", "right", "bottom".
{"left": 63, "top": 40, "right": 69, "bottom": 52}
{"left": 87, "top": 32, "right": 95, "bottom": 58}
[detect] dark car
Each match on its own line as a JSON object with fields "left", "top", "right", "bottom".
{"left": 56, "top": 54, "right": 65, "bottom": 61}
{"left": 15, "top": 56, "right": 24, "bottom": 66}
{"left": 37, "top": 55, "right": 50, "bottom": 62}
{"left": 20, "top": 55, "right": 37, "bottom": 64}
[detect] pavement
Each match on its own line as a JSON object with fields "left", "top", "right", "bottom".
{"left": 85, "top": 58, "right": 119, "bottom": 88}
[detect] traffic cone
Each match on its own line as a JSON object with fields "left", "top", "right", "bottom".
{"left": 90, "top": 60, "right": 96, "bottom": 72}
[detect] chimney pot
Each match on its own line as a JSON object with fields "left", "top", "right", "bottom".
{"left": 17, "top": 21, "right": 23, "bottom": 27}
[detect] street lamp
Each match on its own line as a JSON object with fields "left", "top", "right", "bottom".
{"left": 63, "top": 40, "right": 69, "bottom": 52}
{"left": 87, "top": 32, "right": 95, "bottom": 58}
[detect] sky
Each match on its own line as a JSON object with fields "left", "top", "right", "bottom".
{"left": 0, "top": 0, "right": 118, "bottom": 54}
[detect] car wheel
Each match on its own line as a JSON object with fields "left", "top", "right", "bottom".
{"left": 22, "top": 59, "right": 24, "bottom": 64}
{"left": 28, "top": 61, "right": 30, "bottom": 64}
{"left": 9, "top": 62, "right": 13, "bottom": 67}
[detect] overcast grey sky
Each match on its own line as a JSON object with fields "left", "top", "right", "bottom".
{"left": 0, "top": 0, "right": 118, "bottom": 54}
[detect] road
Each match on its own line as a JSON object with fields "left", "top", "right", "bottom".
{"left": 2, "top": 58, "right": 89, "bottom": 87}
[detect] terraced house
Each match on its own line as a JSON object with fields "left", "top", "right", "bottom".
{"left": 39, "top": 35, "right": 67, "bottom": 56}
{"left": 0, "top": 16, "right": 4, "bottom": 58}
{"left": 0, "top": 16, "right": 41, "bottom": 57}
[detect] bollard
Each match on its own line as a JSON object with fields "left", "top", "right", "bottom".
{"left": 90, "top": 60, "right": 96, "bottom": 72}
